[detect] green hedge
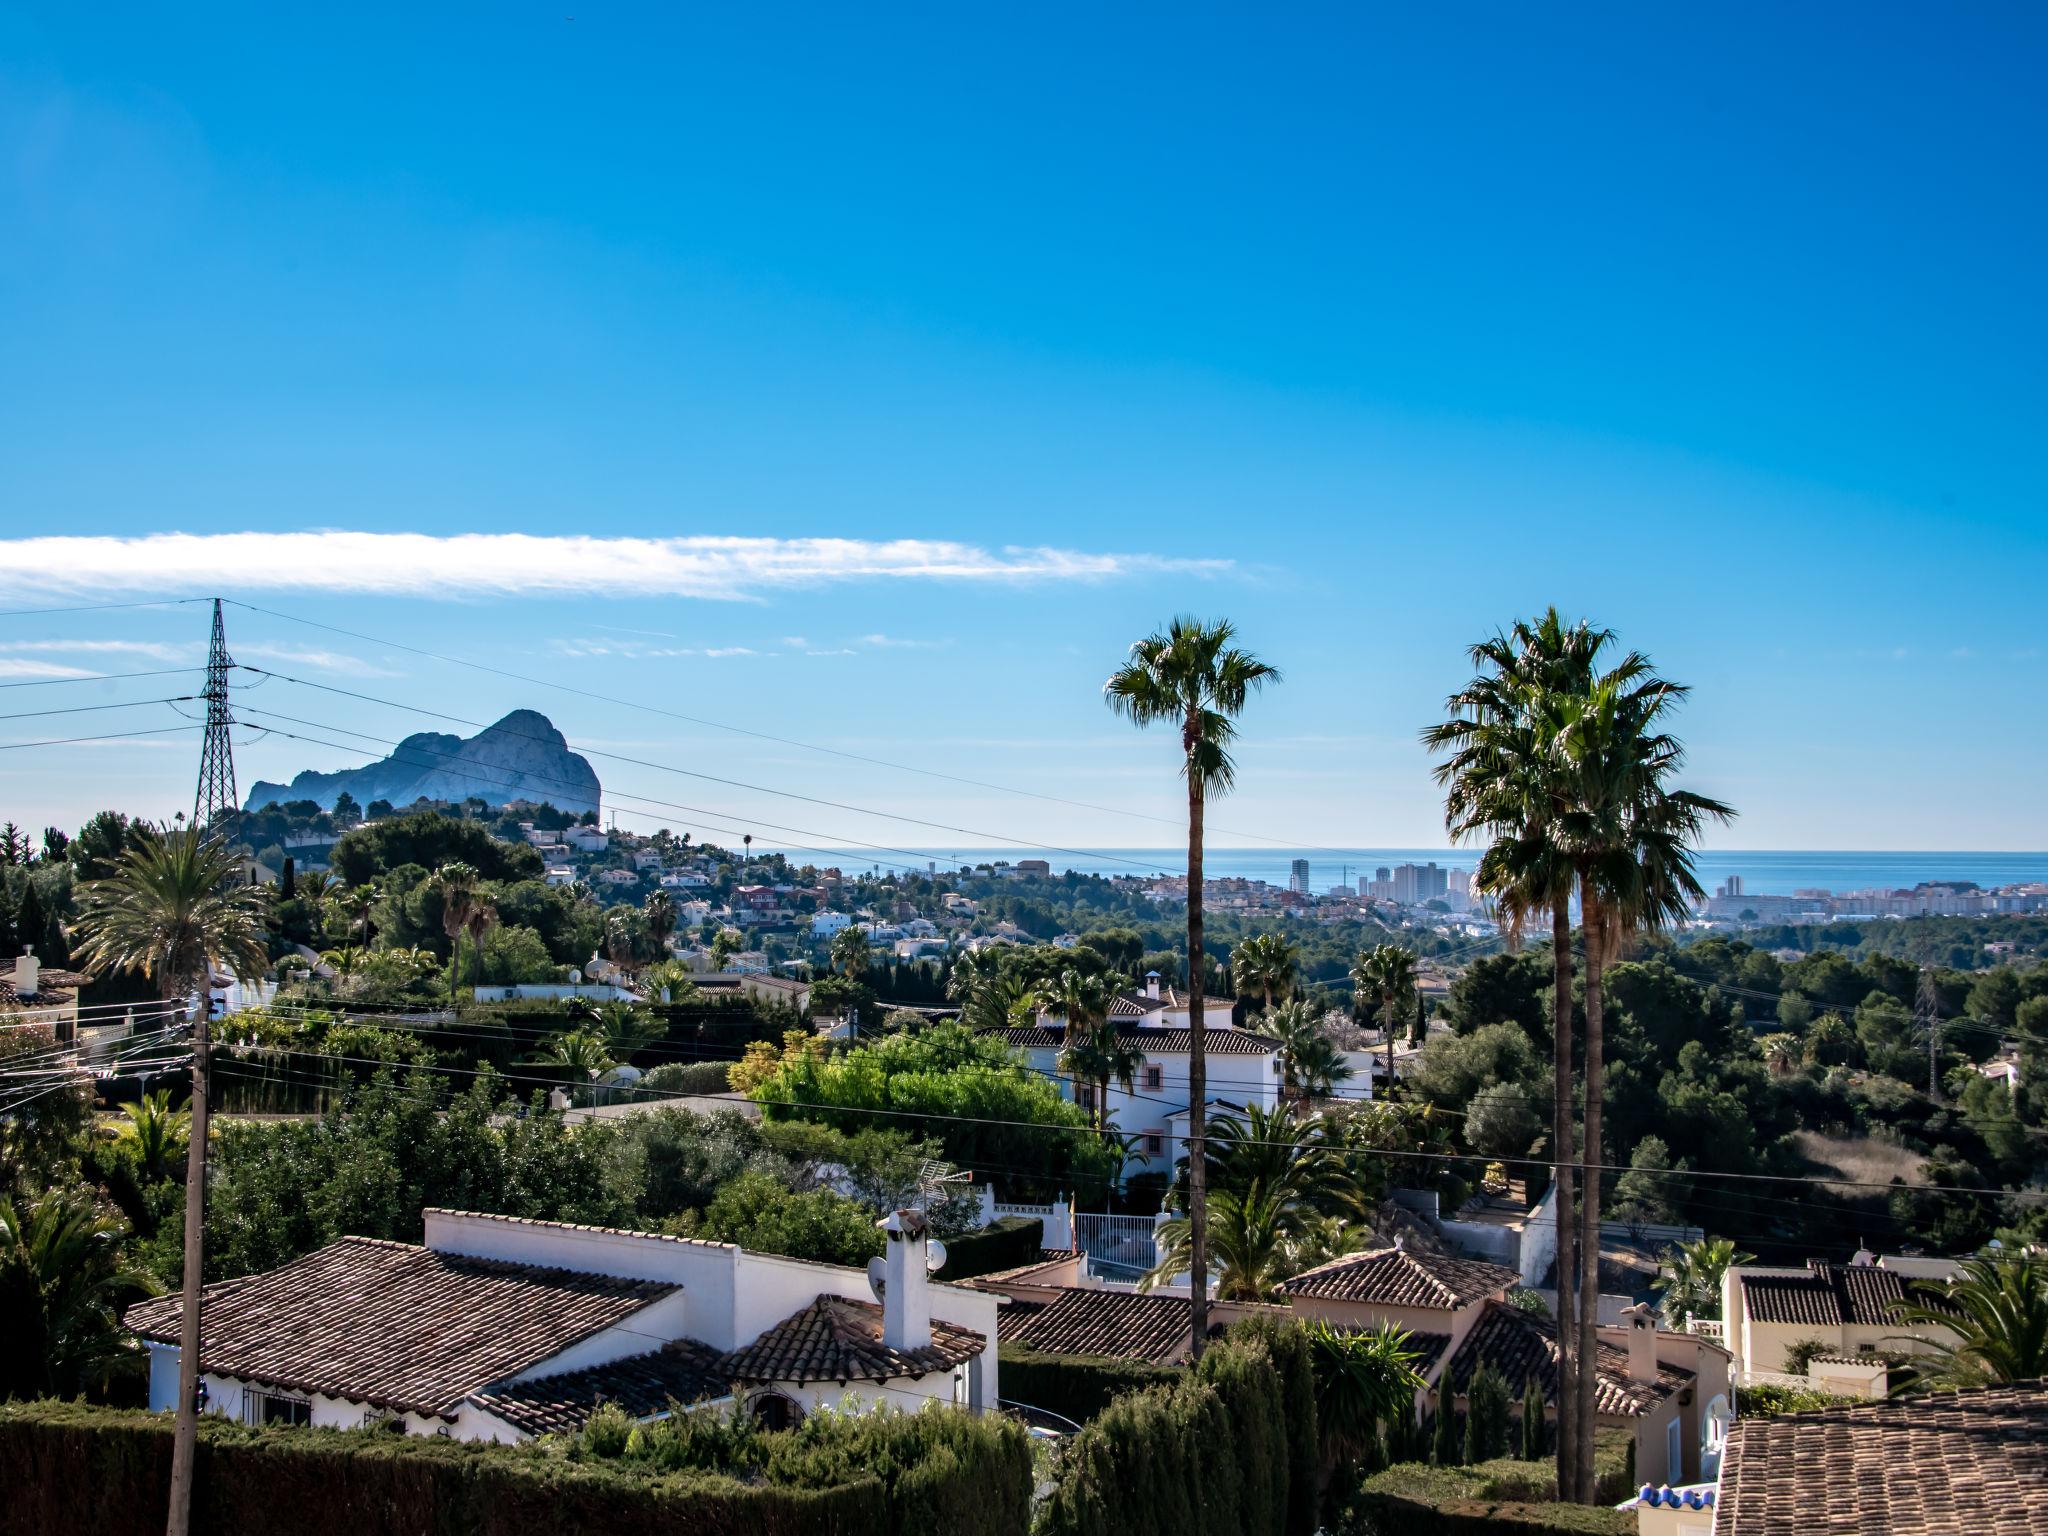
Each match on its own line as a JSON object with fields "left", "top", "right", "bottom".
{"left": 996, "top": 1345, "right": 1179, "bottom": 1426}
{"left": 1340, "top": 1431, "right": 1635, "bottom": 1536}
{"left": 1037, "top": 1333, "right": 1315, "bottom": 1536}
{"left": 1223, "top": 1316, "right": 1320, "bottom": 1536}
{"left": 934, "top": 1217, "right": 1044, "bottom": 1282}
{"left": 0, "top": 1397, "right": 1030, "bottom": 1536}
{"left": 638, "top": 1060, "right": 739, "bottom": 1096}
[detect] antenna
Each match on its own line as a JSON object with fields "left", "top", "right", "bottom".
{"left": 194, "top": 598, "right": 238, "bottom": 832}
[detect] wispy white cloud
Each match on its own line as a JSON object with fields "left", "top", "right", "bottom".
{"left": 0, "top": 659, "right": 100, "bottom": 680}
{"left": 0, "top": 534, "right": 1233, "bottom": 601}
{"left": 551, "top": 638, "right": 765, "bottom": 661}
{"left": 860, "top": 633, "right": 950, "bottom": 650}
{"left": 0, "top": 639, "right": 191, "bottom": 662}
{"left": 782, "top": 636, "right": 809, "bottom": 648}
{"left": 237, "top": 644, "right": 400, "bottom": 678}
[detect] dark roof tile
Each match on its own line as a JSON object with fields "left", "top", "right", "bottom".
{"left": 1440, "top": 1301, "right": 1689, "bottom": 1418}
{"left": 721, "top": 1296, "right": 982, "bottom": 1384}
{"left": 1277, "top": 1247, "right": 1520, "bottom": 1309}
{"left": 469, "top": 1340, "right": 729, "bottom": 1437}
{"left": 1008, "top": 1289, "right": 1197, "bottom": 1363}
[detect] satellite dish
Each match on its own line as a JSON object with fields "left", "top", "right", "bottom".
{"left": 926, "top": 1239, "right": 948, "bottom": 1274}
{"left": 867, "top": 1257, "right": 888, "bottom": 1300}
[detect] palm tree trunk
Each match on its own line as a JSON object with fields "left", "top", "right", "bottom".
{"left": 165, "top": 982, "right": 209, "bottom": 1536}
{"left": 1549, "top": 899, "right": 1580, "bottom": 1503}
{"left": 1185, "top": 769, "right": 1209, "bottom": 1358}
{"left": 1575, "top": 890, "right": 1606, "bottom": 1503}
{"left": 1384, "top": 995, "right": 1395, "bottom": 1095}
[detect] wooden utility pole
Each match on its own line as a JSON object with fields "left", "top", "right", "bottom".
{"left": 1919, "top": 966, "right": 1942, "bottom": 1103}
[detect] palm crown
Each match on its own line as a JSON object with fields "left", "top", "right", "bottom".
{"left": 71, "top": 825, "right": 270, "bottom": 999}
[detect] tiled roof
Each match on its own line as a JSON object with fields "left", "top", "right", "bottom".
{"left": 1277, "top": 1247, "right": 1520, "bottom": 1309}
{"left": 1739, "top": 1262, "right": 1922, "bottom": 1328}
{"left": 995, "top": 1300, "right": 1047, "bottom": 1341}
{"left": 721, "top": 1296, "right": 983, "bottom": 1384}
{"left": 468, "top": 1340, "right": 730, "bottom": 1437}
{"left": 1007, "top": 1288, "right": 1197, "bottom": 1362}
{"left": 123, "top": 1237, "right": 674, "bottom": 1418}
{"left": 1440, "top": 1301, "right": 1689, "bottom": 1418}
{"left": 1718, "top": 1382, "right": 2048, "bottom": 1536}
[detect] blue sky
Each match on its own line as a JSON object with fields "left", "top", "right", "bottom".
{"left": 1, "top": 4, "right": 2043, "bottom": 853}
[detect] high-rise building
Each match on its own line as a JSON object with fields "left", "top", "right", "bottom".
{"left": 1391, "top": 861, "right": 1448, "bottom": 905}
{"left": 1289, "top": 858, "right": 1311, "bottom": 894}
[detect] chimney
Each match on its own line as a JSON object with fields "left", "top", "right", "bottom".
{"left": 1144, "top": 970, "right": 1161, "bottom": 1001}
{"left": 878, "top": 1208, "right": 933, "bottom": 1351}
{"left": 13, "top": 949, "right": 38, "bottom": 999}
{"left": 1621, "top": 1302, "right": 1658, "bottom": 1384}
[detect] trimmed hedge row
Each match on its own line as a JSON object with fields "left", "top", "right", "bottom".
{"left": 1036, "top": 1330, "right": 1320, "bottom": 1536}
{"left": 1340, "top": 1431, "right": 1636, "bottom": 1536}
{"left": 934, "top": 1216, "right": 1044, "bottom": 1282}
{"left": 995, "top": 1345, "right": 1179, "bottom": 1426}
{"left": 0, "top": 1398, "right": 1029, "bottom": 1536}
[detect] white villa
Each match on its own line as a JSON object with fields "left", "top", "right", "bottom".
{"left": 126, "top": 1207, "right": 998, "bottom": 1441}
{"left": 993, "top": 971, "right": 1280, "bottom": 1173}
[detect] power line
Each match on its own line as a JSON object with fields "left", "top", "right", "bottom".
{"left": 0, "top": 598, "right": 207, "bottom": 618}
{"left": 0, "top": 724, "right": 203, "bottom": 752}
{"left": 0, "top": 666, "right": 202, "bottom": 691}
{"left": 0, "top": 696, "right": 193, "bottom": 723}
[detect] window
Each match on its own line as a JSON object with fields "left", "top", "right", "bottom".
{"left": 1143, "top": 1130, "right": 1165, "bottom": 1156}
{"left": 748, "top": 1391, "right": 805, "bottom": 1431}
{"left": 1075, "top": 1083, "right": 1096, "bottom": 1112}
{"left": 244, "top": 1387, "right": 311, "bottom": 1427}
{"left": 1143, "top": 1066, "right": 1163, "bottom": 1091}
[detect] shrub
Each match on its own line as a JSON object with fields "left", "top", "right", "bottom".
{"left": 1432, "top": 1401, "right": 1460, "bottom": 1467}
{"left": 1518, "top": 1377, "right": 1546, "bottom": 1461}
{"left": 1196, "top": 1340, "right": 1286, "bottom": 1536}
{"left": 996, "top": 1345, "right": 1178, "bottom": 1426}
{"left": 932, "top": 1216, "right": 1044, "bottom": 1282}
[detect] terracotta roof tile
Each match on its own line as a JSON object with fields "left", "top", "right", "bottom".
{"left": 1008, "top": 1289, "right": 1197, "bottom": 1363}
{"left": 1276, "top": 1247, "right": 1520, "bottom": 1309}
{"left": 1440, "top": 1301, "right": 1689, "bottom": 1418}
{"left": 122, "top": 1236, "right": 673, "bottom": 1417}
{"left": 468, "top": 1340, "right": 729, "bottom": 1437}
{"left": 1718, "top": 1382, "right": 2048, "bottom": 1535}
{"left": 721, "top": 1296, "right": 982, "bottom": 1384}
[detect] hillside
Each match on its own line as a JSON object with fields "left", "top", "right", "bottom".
{"left": 245, "top": 709, "right": 601, "bottom": 815}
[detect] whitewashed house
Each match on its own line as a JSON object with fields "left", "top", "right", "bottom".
{"left": 993, "top": 972, "right": 1280, "bottom": 1175}
{"left": 127, "top": 1208, "right": 997, "bottom": 1442}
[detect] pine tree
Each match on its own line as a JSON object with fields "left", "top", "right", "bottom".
{"left": 1520, "top": 1374, "right": 1548, "bottom": 1461}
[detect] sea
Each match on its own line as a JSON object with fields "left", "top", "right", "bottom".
{"left": 759, "top": 847, "right": 2048, "bottom": 897}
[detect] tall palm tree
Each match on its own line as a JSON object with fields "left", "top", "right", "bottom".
{"left": 1550, "top": 664, "right": 1732, "bottom": 1470}
{"left": 1231, "top": 932, "right": 1299, "bottom": 1011}
{"left": 829, "top": 924, "right": 871, "bottom": 979}
{"left": 432, "top": 861, "right": 480, "bottom": 995}
{"left": 1106, "top": 617, "right": 1279, "bottom": 1356}
{"left": 1897, "top": 1252, "right": 2048, "bottom": 1387}
{"left": 69, "top": 825, "right": 267, "bottom": 1536}
{"left": 643, "top": 888, "right": 677, "bottom": 956}
{"left": 580, "top": 999, "right": 664, "bottom": 1064}
{"left": 1039, "top": 967, "right": 1134, "bottom": 1128}
{"left": 0, "top": 1188, "right": 160, "bottom": 1399}
{"left": 1352, "top": 944, "right": 1418, "bottom": 1093}
{"left": 1256, "top": 998, "right": 1353, "bottom": 1102}
{"left": 1653, "top": 1236, "right": 1754, "bottom": 1328}
{"left": 338, "top": 884, "right": 378, "bottom": 949}
{"left": 1422, "top": 610, "right": 1606, "bottom": 1500}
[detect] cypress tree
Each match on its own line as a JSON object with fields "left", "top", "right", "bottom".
{"left": 1465, "top": 1363, "right": 1510, "bottom": 1463}
{"left": 280, "top": 856, "right": 297, "bottom": 900}
{"left": 1520, "top": 1375, "right": 1548, "bottom": 1461}
{"left": 15, "top": 878, "right": 46, "bottom": 963}
{"left": 1432, "top": 1397, "right": 1460, "bottom": 1467}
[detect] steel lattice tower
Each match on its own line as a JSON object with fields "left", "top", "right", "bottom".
{"left": 193, "top": 598, "right": 238, "bottom": 831}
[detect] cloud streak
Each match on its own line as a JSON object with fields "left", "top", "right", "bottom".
{"left": 0, "top": 533, "right": 1233, "bottom": 601}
